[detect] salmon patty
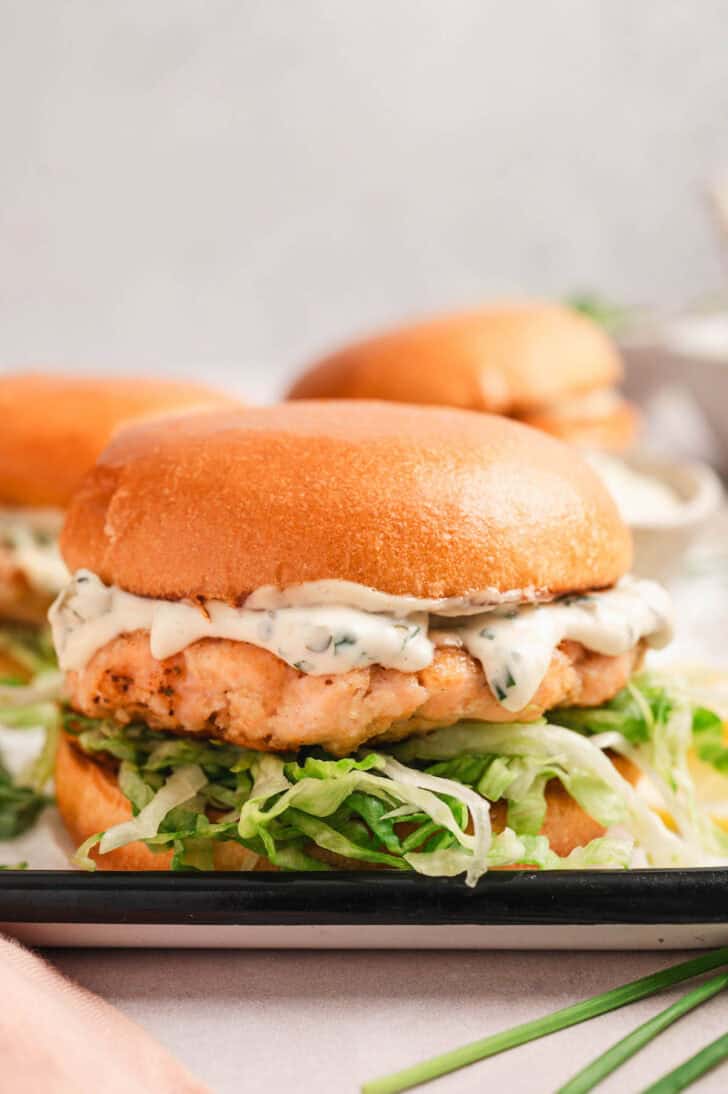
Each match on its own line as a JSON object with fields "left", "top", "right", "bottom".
{"left": 66, "top": 631, "right": 644, "bottom": 755}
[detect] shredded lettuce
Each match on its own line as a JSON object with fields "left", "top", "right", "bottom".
{"left": 237, "top": 752, "right": 490, "bottom": 882}
{"left": 405, "top": 832, "right": 634, "bottom": 875}
{"left": 0, "top": 756, "right": 51, "bottom": 838}
{"left": 0, "top": 624, "right": 56, "bottom": 678}
{"left": 0, "top": 626, "right": 61, "bottom": 763}
{"left": 424, "top": 751, "right": 624, "bottom": 836}
{"left": 549, "top": 673, "right": 728, "bottom": 860}
{"left": 0, "top": 674, "right": 62, "bottom": 712}
{"left": 64, "top": 716, "right": 498, "bottom": 881}
{"left": 394, "top": 721, "right": 691, "bottom": 867}
{"left": 551, "top": 837, "right": 634, "bottom": 870}
{"left": 551, "top": 676, "right": 672, "bottom": 745}
{"left": 72, "top": 831, "right": 103, "bottom": 871}
{"left": 21, "top": 709, "right": 60, "bottom": 793}
{"left": 98, "top": 764, "right": 208, "bottom": 854}
{"left": 692, "top": 706, "right": 728, "bottom": 774}
{"left": 57, "top": 717, "right": 652, "bottom": 878}
{"left": 0, "top": 627, "right": 59, "bottom": 836}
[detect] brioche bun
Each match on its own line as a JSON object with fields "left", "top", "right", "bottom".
{"left": 288, "top": 302, "right": 623, "bottom": 416}
{"left": 61, "top": 401, "right": 632, "bottom": 602}
{"left": 56, "top": 734, "right": 638, "bottom": 870}
{"left": 0, "top": 372, "right": 235, "bottom": 509}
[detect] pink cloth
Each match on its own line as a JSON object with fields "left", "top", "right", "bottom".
{"left": 0, "top": 936, "right": 208, "bottom": 1093}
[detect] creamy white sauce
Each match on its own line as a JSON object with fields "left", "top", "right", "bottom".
{"left": 460, "top": 581, "right": 672, "bottom": 710}
{"left": 51, "top": 575, "right": 431, "bottom": 675}
{"left": 245, "top": 579, "right": 541, "bottom": 616}
{"left": 586, "top": 453, "right": 684, "bottom": 526}
{"left": 50, "top": 571, "right": 673, "bottom": 713}
{"left": 0, "top": 506, "right": 68, "bottom": 594}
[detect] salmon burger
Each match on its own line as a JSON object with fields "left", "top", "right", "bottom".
{"left": 49, "top": 402, "right": 728, "bottom": 879}
{"left": 287, "top": 302, "right": 639, "bottom": 451}
{"left": 0, "top": 372, "right": 232, "bottom": 677}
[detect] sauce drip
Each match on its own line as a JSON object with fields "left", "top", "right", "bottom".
{"left": 0, "top": 506, "right": 68, "bottom": 594}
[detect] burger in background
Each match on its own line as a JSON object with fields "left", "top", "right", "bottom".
{"left": 287, "top": 301, "right": 639, "bottom": 452}
{"left": 0, "top": 372, "right": 234, "bottom": 683}
{"left": 289, "top": 303, "right": 724, "bottom": 582}
{"left": 48, "top": 401, "right": 728, "bottom": 877}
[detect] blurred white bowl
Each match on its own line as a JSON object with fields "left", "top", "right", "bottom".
{"left": 623, "top": 329, "right": 728, "bottom": 470}
{"left": 587, "top": 450, "right": 723, "bottom": 582}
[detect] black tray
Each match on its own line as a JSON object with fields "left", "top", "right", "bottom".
{"left": 1, "top": 869, "right": 727, "bottom": 949}
{"left": 1, "top": 868, "right": 727, "bottom": 924}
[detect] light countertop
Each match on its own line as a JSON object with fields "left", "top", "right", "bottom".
{"left": 45, "top": 947, "right": 727, "bottom": 1093}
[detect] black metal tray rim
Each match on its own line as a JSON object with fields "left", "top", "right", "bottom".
{"left": 2, "top": 868, "right": 727, "bottom": 926}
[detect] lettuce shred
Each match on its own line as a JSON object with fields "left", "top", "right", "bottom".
{"left": 548, "top": 672, "right": 728, "bottom": 859}
{"left": 0, "top": 624, "right": 58, "bottom": 839}
{"left": 0, "top": 756, "right": 52, "bottom": 839}
{"left": 0, "top": 623, "right": 61, "bottom": 736}
{"left": 0, "top": 623, "right": 57, "bottom": 679}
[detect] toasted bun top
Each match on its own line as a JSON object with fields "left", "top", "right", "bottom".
{"left": 287, "top": 302, "right": 623, "bottom": 414}
{"left": 61, "top": 400, "right": 632, "bottom": 602}
{"left": 0, "top": 372, "right": 235, "bottom": 508}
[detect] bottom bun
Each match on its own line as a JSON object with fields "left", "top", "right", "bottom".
{"left": 55, "top": 733, "right": 639, "bottom": 872}
{"left": 519, "top": 399, "right": 640, "bottom": 452}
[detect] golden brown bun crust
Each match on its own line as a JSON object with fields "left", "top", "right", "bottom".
{"left": 61, "top": 401, "right": 632, "bottom": 601}
{"left": 288, "top": 303, "right": 623, "bottom": 415}
{"left": 0, "top": 372, "right": 235, "bottom": 508}
{"left": 519, "top": 398, "right": 641, "bottom": 453}
{"left": 55, "top": 734, "right": 639, "bottom": 871}
{"left": 55, "top": 734, "right": 264, "bottom": 871}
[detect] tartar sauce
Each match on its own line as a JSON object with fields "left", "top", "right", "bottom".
{"left": 50, "top": 571, "right": 673, "bottom": 713}
{"left": 0, "top": 507, "right": 68, "bottom": 594}
{"left": 244, "top": 580, "right": 537, "bottom": 616}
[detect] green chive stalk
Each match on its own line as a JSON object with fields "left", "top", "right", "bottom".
{"left": 362, "top": 949, "right": 728, "bottom": 1094}
{"left": 558, "top": 972, "right": 728, "bottom": 1094}
{"left": 641, "top": 1030, "right": 728, "bottom": 1093}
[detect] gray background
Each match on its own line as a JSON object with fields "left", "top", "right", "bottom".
{"left": 1, "top": 1, "right": 726, "bottom": 399}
